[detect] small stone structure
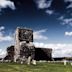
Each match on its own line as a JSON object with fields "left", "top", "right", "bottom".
{"left": 14, "top": 27, "right": 35, "bottom": 64}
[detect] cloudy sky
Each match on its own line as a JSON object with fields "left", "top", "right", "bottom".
{"left": 0, "top": 0, "right": 72, "bottom": 58}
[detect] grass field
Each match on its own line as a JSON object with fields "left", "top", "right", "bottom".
{"left": 0, "top": 62, "right": 72, "bottom": 72}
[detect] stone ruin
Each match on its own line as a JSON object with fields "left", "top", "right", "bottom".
{"left": 4, "top": 27, "right": 52, "bottom": 64}
{"left": 14, "top": 27, "right": 36, "bottom": 65}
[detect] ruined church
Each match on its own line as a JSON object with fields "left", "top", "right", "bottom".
{"left": 4, "top": 27, "right": 52, "bottom": 64}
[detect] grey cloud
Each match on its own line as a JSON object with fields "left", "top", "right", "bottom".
{"left": 0, "top": 0, "right": 16, "bottom": 11}
{"left": 35, "top": 0, "right": 53, "bottom": 9}
{"left": 34, "top": 0, "right": 54, "bottom": 15}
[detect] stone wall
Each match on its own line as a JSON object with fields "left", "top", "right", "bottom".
{"left": 35, "top": 48, "right": 52, "bottom": 61}
{"left": 4, "top": 46, "right": 14, "bottom": 62}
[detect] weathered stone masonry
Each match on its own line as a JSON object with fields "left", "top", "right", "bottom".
{"left": 14, "top": 27, "right": 35, "bottom": 64}
{"left": 4, "top": 27, "right": 52, "bottom": 64}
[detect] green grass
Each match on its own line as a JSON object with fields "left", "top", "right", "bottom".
{"left": 0, "top": 62, "right": 72, "bottom": 72}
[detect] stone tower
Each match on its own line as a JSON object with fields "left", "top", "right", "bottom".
{"left": 14, "top": 27, "right": 35, "bottom": 64}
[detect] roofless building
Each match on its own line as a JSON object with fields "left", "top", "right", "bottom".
{"left": 4, "top": 27, "right": 52, "bottom": 64}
